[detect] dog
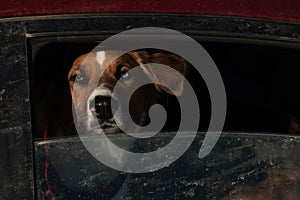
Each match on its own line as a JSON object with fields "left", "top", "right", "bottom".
{"left": 68, "top": 50, "right": 188, "bottom": 134}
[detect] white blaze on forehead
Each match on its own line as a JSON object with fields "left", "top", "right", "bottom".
{"left": 96, "top": 51, "right": 106, "bottom": 66}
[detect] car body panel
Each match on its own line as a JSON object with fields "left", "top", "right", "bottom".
{"left": 0, "top": 0, "right": 300, "bottom": 23}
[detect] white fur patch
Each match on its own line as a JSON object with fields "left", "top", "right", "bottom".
{"left": 96, "top": 51, "right": 106, "bottom": 66}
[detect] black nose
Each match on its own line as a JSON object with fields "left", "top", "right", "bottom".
{"left": 90, "top": 96, "right": 118, "bottom": 120}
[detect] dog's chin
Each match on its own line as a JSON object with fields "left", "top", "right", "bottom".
{"left": 88, "top": 118, "right": 121, "bottom": 134}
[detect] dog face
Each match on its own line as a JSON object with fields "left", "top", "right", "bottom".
{"left": 68, "top": 50, "right": 188, "bottom": 134}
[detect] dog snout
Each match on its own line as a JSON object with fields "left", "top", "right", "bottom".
{"left": 89, "top": 96, "right": 118, "bottom": 120}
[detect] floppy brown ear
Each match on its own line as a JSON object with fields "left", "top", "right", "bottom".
{"left": 129, "top": 51, "right": 189, "bottom": 96}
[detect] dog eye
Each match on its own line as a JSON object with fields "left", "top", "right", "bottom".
{"left": 116, "top": 64, "right": 130, "bottom": 79}
{"left": 120, "top": 71, "right": 129, "bottom": 78}
{"left": 70, "top": 70, "right": 86, "bottom": 83}
{"left": 76, "top": 74, "right": 85, "bottom": 81}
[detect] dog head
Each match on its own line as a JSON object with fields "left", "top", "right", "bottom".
{"left": 68, "top": 50, "right": 188, "bottom": 134}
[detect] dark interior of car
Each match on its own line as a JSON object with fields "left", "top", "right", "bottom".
{"left": 30, "top": 36, "right": 300, "bottom": 139}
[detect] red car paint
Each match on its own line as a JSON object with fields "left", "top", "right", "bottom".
{"left": 1, "top": 0, "right": 300, "bottom": 23}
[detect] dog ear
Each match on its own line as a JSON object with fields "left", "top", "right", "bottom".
{"left": 129, "top": 51, "right": 189, "bottom": 96}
